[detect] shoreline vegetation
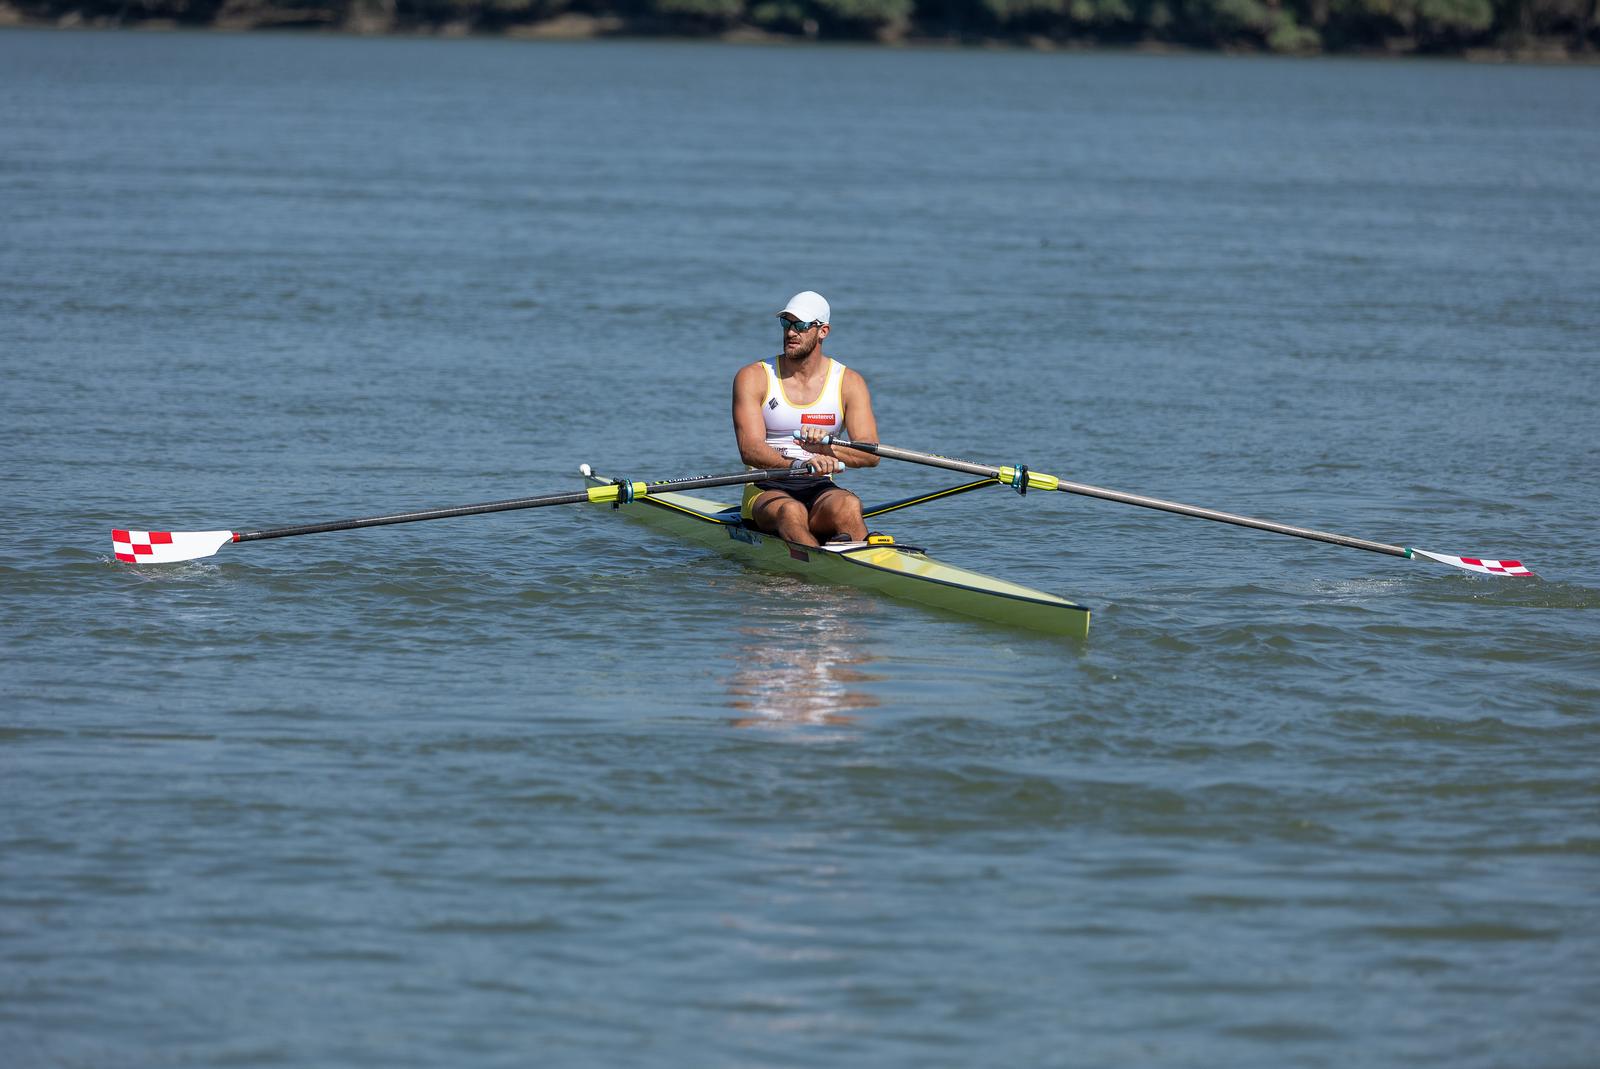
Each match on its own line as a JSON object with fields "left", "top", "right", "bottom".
{"left": 1, "top": 0, "right": 1595, "bottom": 59}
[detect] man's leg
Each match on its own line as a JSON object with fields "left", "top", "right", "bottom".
{"left": 809, "top": 488, "right": 867, "bottom": 543}
{"left": 750, "top": 490, "right": 821, "bottom": 547}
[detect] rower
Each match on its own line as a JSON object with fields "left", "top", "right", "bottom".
{"left": 731, "top": 291, "right": 880, "bottom": 547}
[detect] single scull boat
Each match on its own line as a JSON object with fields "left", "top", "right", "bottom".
{"left": 580, "top": 466, "right": 1091, "bottom": 638}
{"left": 107, "top": 439, "right": 1533, "bottom": 639}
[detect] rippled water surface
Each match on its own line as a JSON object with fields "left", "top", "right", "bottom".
{"left": 4, "top": 29, "right": 1599, "bottom": 1067}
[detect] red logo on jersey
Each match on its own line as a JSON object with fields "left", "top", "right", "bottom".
{"left": 800, "top": 413, "right": 837, "bottom": 426}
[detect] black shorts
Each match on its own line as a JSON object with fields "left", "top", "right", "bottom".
{"left": 742, "top": 477, "right": 858, "bottom": 519}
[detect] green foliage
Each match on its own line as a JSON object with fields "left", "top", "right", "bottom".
{"left": 658, "top": 0, "right": 744, "bottom": 16}
{"left": 980, "top": 0, "right": 1035, "bottom": 21}
{"left": 1519, "top": 0, "right": 1595, "bottom": 31}
{"left": 1267, "top": 8, "right": 1322, "bottom": 47}
{"left": 750, "top": 0, "right": 809, "bottom": 22}
{"left": 813, "top": 0, "right": 915, "bottom": 22}
{"left": 483, "top": 0, "right": 543, "bottom": 14}
{"left": 1416, "top": 0, "right": 1494, "bottom": 32}
{"left": 1068, "top": 0, "right": 1134, "bottom": 23}
{"left": 1208, "top": 0, "right": 1275, "bottom": 35}
{"left": 23, "top": 0, "right": 1590, "bottom": 54}
{"left": 1318, "top": 0, "right": 1501, "bottom": 38}
{"left": 979, "top": 0, "right": 1135, "bottom": 25}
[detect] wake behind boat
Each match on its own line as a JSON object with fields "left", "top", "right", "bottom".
{"left": 580, "top": 466, "right": 1091, "bottom": 638}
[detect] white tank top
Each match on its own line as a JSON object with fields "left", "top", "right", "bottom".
{"left": 761, "top": 357, "right": 847, "bottom": 467}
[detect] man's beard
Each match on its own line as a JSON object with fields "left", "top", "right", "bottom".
{"left": 786, "top": 334, "right": 821, "bottom": 361}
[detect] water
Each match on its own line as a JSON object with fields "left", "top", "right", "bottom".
{"left": 4, "top": 29, "right": 1599, "bottom": 1067}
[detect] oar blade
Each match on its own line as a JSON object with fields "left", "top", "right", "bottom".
{"left": 111, "top": 529, "right": 234, "bottom": 564}
{"left": 1411, "top": 549, "right": 1536, "bottom": 578}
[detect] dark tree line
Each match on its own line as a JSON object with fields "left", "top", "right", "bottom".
{"left": 15, "top": 0, "right": 1599, "bottom": 55}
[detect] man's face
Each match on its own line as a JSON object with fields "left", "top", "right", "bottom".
{"left": 781, "top": 316, "right": 827, "bottom": 359}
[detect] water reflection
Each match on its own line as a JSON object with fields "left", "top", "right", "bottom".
{"left": 722, "top": 587, "right": 883, "bottom": 729}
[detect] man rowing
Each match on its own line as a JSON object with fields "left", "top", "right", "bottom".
{"left": 732, "top": 291, "right": 879, "bottom": 547}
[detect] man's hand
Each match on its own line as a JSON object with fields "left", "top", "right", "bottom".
{"left": 795, "top": 425, "right": 835, "bottom": 452}
{"left": 794, "top": 426, "right": 846, "bottom": 474}
{"left": 794, "top": 427, "right": 844, "bottom": 473}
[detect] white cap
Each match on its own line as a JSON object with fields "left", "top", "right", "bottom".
{"left": 778, "top": 291, "right": 830, "bottom": 325}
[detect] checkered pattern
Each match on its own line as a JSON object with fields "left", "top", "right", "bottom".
{"left": 112, "top": 529, "right": 170, "bottom": 562}
{"left": 1453, "top": 556, "right": 1532, "bottom": 576}
{"left": 110, "top": 528, "right": 235, "bottom": 564}
{"left": 1413, "top": 549, "right": 1534, "bottom": 577}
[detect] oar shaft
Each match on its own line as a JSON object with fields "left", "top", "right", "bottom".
{"left": 236, "top": 490, "right": 592, "bottom": 542}
{"left": 835, "top": 440, "right": 1409, "bottom": 559}
{"left": 236, "top": 466, "right": 798, "bottom": 544}
{"left": 1048, "top": 480, "right": 1408, "bottom": 558}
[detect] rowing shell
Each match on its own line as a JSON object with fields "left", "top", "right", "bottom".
{"left": 583, "top": 469, "right": 1090, "bottom": 638}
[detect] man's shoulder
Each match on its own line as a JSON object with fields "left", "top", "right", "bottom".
{"left": 733, "top": 360, "right": 773, "bottom": 395}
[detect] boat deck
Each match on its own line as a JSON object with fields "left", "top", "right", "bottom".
{"left": 584, "top": 471, "right": 1090, "bottom": 638}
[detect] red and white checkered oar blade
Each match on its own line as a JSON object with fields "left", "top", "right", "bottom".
{"left": 111, "top": 529, "right": 235, "bottom": 564}
{"left": 1411, "top": 548, "right": 1535, "bottom": 578}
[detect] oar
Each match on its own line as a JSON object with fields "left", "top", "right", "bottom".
{"left": 809, "top": 437, "right": 1535, "bottom": 578}
{"left": 110, "top": 465, "right": 804, "bottom": 565}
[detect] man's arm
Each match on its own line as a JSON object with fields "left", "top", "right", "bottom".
{"left": 834, "top": 368, "right": 879, "bottom": 469}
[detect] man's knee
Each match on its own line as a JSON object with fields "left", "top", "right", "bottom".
{"left": 758, "top": 497, "right": 807, "bottom": 528}
{"left": 818, "top": 492, "right": 862, "bottom": 523}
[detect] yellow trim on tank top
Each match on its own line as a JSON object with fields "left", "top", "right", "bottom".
{"left": 771, "top": 357, "right": 842, "bottom": 411}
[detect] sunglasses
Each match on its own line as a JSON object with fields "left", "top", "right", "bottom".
{"left": 781, "top": 318, "right": 819, "bottom": 334}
